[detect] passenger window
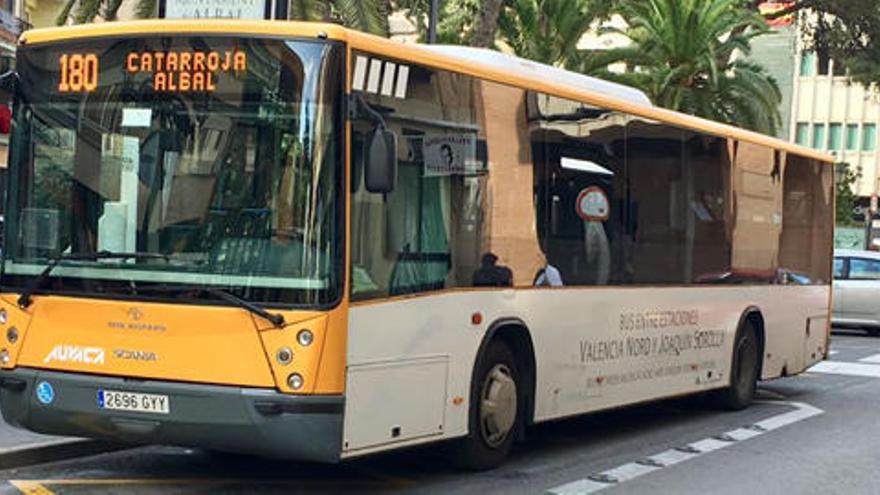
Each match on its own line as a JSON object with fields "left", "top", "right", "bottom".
{"left": 528, "top": 93, "right": 626, "bottom": 286}
{"left": 833, "top": 258, "right": 845, "bottom": 279}
{"left": 349, "top": 53, "right": 487, "bottom": 301}
{"left": 848, "top": 258, "right": 880, "bottom": 280}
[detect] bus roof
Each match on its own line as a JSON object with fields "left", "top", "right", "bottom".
{"left": 20, "top": 19, "right": 833, "bottom": 163}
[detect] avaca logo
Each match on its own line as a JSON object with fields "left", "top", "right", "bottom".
{"left": 43, "top": 344, "right": 105, "bottom": 365}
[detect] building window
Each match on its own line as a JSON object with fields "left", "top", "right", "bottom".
{"left": 863, "top": 124, "right": 876, "bottom": 152}
{"left": 799, "top": 51, "right": 816, "bottom": 77}
{"left": 817, "top": 53, "right": 831, "bottom": 76}
{"left": 795, "top": 122, "right": 809, "bottom": 145}
{"left": 812, "top": 123, "right": 826, "bottom": 149}
{"left": 847, "top": 124, "right": 859, "bottom": 151}
{"left": 829, "top": 123, "right": 842, "bottom": 150}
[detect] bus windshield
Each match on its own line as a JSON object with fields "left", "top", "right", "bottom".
{"left": 2, "top": 36, "right": 344, "bottom": 307}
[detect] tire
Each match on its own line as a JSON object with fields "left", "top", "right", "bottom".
{"left": 712, "top": 321, "right": 760, "bottom": 410}
{"left": 451, "top": 340, "right": 520, "bottom": 470}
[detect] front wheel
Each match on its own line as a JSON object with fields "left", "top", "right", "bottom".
{"left": 451, "top": 340, "right": 520, "bottom": 470}
{"left": 712, "top": 322, "right": 759, "bottom": 410}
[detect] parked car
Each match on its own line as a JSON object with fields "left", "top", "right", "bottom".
{"left": 833, "top": 249, "right": 880, "bottom": 335}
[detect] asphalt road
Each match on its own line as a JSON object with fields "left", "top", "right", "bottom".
{"left": 2, "top": 330, "right": 880, "bottom": 494}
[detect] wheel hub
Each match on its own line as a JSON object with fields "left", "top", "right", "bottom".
{"left": 480, "top": 363, "right": 517, "bottom": 448}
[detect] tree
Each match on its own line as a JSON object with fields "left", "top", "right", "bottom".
{"left": 496, "top": 0, "right": 616, "bottom": 67}
{"left": 470, "top": 0, "right": 504, "bottom": 47}
{"left": 756, "top": 0, "right": 880, "bottom": 88}
{"left": 585, "top": 0, "right": 782, "bottom": 135}
{"left": 55, "top": 0, "right": 154, "bottom": 24}
{"left": 56, "top": 0, "right": 389, "bottom": 36}
{"left": 836, "top": 161, "right": 863, "bottom": 226}
{"left": 394, "top": 0, "right": 502, "bottom": 46}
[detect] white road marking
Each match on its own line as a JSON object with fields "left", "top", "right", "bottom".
{"left": 809, "top": 360, "right": 880, "bottom": 378}
{"left": 647, "top": 448, "right": 698, "bottom": 467}
{"left": 858, "top": 353, "right": 880, "bottom": 364}
{"left": 546, "top": 401, "right": 823, "bottom": 495}
{"left": 753, "top": 401, "right": 823, "bottom": 430}
{"left": 724, "top": 427, "right": 763, "bottom": 441}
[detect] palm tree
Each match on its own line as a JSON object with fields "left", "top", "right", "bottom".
{"left": 470, "top": 0, "right": 504, "bottom": 47}
{"left": 497, "top": 0, "right": 612, "bottom": 67}
{"left": 56, "top": 0, "right": 389, "bottom": 36}
{"left": 55, "top": 0, "right": 154, "bottom": 24}
{"left": 582, "top": 0, "right": 781, "bottom": 135}
{"left": 394, "top": 0, "right": 497, "bottom": 46}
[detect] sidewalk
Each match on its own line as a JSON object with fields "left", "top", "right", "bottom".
{"left": 0, "top": 420, "right": 123, "bottom": 469}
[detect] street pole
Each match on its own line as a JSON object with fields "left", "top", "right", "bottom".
{"left": 428, "top": 0, "right": 438, "bottom": 44}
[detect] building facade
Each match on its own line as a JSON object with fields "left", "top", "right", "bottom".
{"left": 791, "top": 46, "right": 880, "bottom": 197}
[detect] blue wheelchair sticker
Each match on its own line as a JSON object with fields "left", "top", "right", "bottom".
{"left": 35, "top": 381, "right": 55, "bottom": 405}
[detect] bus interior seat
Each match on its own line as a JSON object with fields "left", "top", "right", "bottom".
{"left": 388, "top": 250, "right": 451, "bottom": 296}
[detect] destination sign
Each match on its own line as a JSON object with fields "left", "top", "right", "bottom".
{"left": 126, "top": 50, "right": 248, "bottom": 92}
{"left": 56, "top": 49, "right": 248, "bottom": 93}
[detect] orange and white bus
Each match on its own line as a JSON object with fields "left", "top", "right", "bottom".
{"left": 0, "top": 20, "right": 833, "bottom": 469}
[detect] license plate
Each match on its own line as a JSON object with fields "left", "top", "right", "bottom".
{"left": 98, "top": 390, "right": 170, "bottom": 414}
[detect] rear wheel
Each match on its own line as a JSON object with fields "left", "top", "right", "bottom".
{"left": 713, "top": 321, "right": 759, "bottom": 410}
{"left": 452, "top": 340, "right": 519, "bottom": 470}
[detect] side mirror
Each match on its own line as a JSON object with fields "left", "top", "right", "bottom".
{"left": 365, "top": 128, "right": 397, "bottom": 194}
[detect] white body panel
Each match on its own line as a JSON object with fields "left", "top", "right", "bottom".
{"left": 341, "top": 285, "right": 829, "bottom": 457}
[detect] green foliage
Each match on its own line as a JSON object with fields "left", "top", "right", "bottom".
{"left": 134, "top": 0, "right": 156, "bottom": 19}
{"left": 55, "top": 0, "right": 387, "bottom": 35}
{"left": 836, "top": 162, "right": 863, "bottom": 227}
{"left": 779, "top": 0, "right": 880, "bottom": 88}
{"left": 54, "top": 0, "right": 75, "bottom": 25}
{"left": 587, "top": 0, "right": 782, "bottom": 135}
{"left": 332, "top": 0, "right": 389, "bottom": 36}
{"left": 56, "top": 0, "right": 153, "bottom": 24}
{"left": 392, "top": 0, "right": 483, "bottom": 45}
{"left": 289, "top": 0, "right": 330, "bottom": 21}
{"left": 73, "top": 0, "right": 101, "bottom": 24}
{"left": 102, "top": 0, "right": 124, "bottom": 21}
{"left": 283, "top": 0, "right": 388, "bottom": 35}
{"left": 497, "top": 0, "right": 611, "bottom": 67}
{"left": 751, "top": 0, "right": 880, "bottom": 87}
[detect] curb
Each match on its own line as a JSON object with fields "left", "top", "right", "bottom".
{"left": 0, "top": 439, "right": 130, "bottom": 470}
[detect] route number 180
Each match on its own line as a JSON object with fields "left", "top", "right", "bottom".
{"left": 58, "top": 53, "right": 99, "bottom": 93}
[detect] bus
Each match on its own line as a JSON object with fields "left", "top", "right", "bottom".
{"left": 0, "top": 20, "right": 833, "bottom": 469}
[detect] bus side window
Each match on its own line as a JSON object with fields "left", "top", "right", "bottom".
{"left": 349, "top": 55, "right": 487, "bottom": 301}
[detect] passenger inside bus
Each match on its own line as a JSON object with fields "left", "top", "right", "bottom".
{"left": 472, "top": 252, "right": 513, "bottom": 287}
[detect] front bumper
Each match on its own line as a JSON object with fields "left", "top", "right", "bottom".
{"left": 0, "top": 368, "right": 343, "bottom": 462}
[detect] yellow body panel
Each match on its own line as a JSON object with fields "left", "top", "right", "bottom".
{"left": 12, "top": 296, "right": 278, "bottom": 386}
{"left": 1, "top": 290, "right": 346, "bottom": 392}
{"left": 0, "top": 295, "right": 32, "bottom": 370}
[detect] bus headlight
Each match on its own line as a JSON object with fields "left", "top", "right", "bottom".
{"left": 297, "top": 330, "right": 313, "bottom": 347}
{"left": 287, "top": 373, "right": 304, "bottom": 390}
{"left": 0, "top": 309, "right": 7, "bottom": 324}
{"left": 6, "top": 327, "right": 17, "bottom": 344}
{"left": 0, "top": 349, "right": 9, "bottom": 365}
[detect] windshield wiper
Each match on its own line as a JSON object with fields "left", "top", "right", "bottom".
{"left": 140, "top": 284, "right": 285, "bottom": 328}
{"left": 17, "top": 250, "right": 169, "bottom": 308}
